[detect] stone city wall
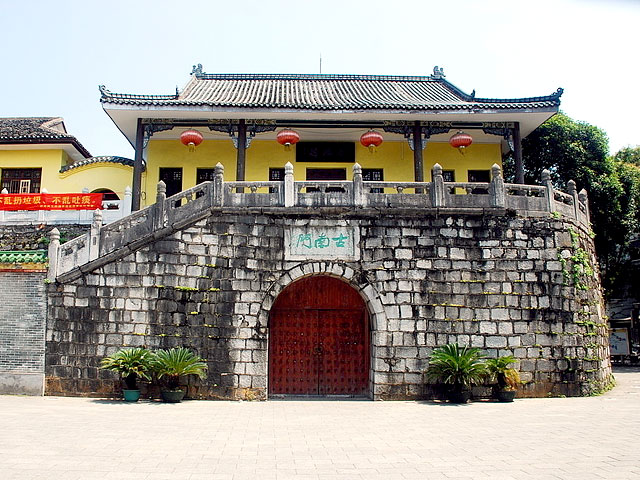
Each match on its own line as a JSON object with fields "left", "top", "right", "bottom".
{"left": 0, "top": 224, "right": 86, "bottom": 395}
{"left": 0, "top": 271, "right": 47, "bottom": 395}
{"left": 45, "top": 208, "right": 612, "bottom": 400}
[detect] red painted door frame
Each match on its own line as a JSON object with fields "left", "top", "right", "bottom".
{"left": 269, "top": 276, "right": 370, "bottom": 396}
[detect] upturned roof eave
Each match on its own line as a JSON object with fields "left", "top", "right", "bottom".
{"left": 103, "top": 104, "right": 558, "bottom": 146}
{"left": 101, "top": 101, "right": 560, "bottom": 116}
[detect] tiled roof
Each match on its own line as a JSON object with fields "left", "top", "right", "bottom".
{"left": 0, "top": 117, "right": 92, "bottom": 158}
{"left": 60, "top": 155, "right": 134, "bottom": 173}
{"left": 0, "top": 250, "right": 47, "bottom": 264}
{"left": 100, "top": 71, "right": 563, "bottom": 112}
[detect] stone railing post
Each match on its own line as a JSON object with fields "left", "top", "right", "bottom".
{"left": 89, "top": 209, "right": 103, "bottom": 261}
{"left": 431, "top": 163, "right": 445, "bottom": 207}
{"left": 489, "top": 163, "right": 505, "bottom": 208}
{"left": 579, "top": 189, "right": 590, "bottom": 224}
{"left": 352, "top": 162, "right": 364, "bottom": 207}
{"left": 123, "top": 186, "right": 132, "bottom": 216}
{"left": 284, "top": 162, "right": 295, "bottom": 207}
{"left": 81, "top": 187, "right": 91, "bottom": 222}
{"left": 542, "top": 169, "right": 554, "bottom": 213}
{"left": 47, "top": 228, "right": 60, "bottom": 282}
{"left": 567, "top": 180, "right": 578, "bottom": 220}
{"left": 154, "top": 180, "right": 166, "bottom": 230}
{"left": 35, "top": 189, "right": 47, "bottom": 223}
{"left": 213, "top": 163, "right": 224, "bottom": 206}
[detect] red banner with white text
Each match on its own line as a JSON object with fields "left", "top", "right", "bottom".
{"left": 0, "top": 193, "right": 103, "bottom": 211}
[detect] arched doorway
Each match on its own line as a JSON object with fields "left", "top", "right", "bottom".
{"left": 269, "top": 276, "right": 370, "bottom": 396}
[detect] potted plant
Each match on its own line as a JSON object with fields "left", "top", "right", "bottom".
{"left": 151, "top": 347, "right": 207, "bottom": 403}
{"left": 486, "top": 355, "right": 521, "bottom": 402}
{"left": 99, "top": 347, "right": 153, "bottom": 402}
{"left": 426, "top": 343, "right": 486, "bottom": 403}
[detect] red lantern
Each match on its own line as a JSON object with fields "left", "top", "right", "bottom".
{"left": 360, "top": 130, "right": 383, "bottom": 152}
{"left": 276, "top": 129, "right": 300, "bottom": 151}
{"left": 449, "top": 131, "right": 473, "bottom": 154}
{"left": 180, "top": 129, "right": 204, "bottom": 152}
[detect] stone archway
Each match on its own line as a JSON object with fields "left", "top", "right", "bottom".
{"left": 268, "top": 275, "right": 370, "bottom": 396}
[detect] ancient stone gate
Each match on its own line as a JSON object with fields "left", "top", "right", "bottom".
{"left": 44, "top": 164, "right": 612, "bottom": 399}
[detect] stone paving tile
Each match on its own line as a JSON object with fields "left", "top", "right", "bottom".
{"left": 0, "top": 367, "right": 639, "bottom": 479}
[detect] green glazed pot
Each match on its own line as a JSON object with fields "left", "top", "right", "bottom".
{"left": 497, "top": 389, "right": 517, "bottom": 402}
{"left": 447, "top": 389, "right": 471, "bottom": 404}
{"left": 161, "top": 390, "right": 185, "bottom": 403}
{"left": 123, "top": 390, "right": 140, "bottom": 402}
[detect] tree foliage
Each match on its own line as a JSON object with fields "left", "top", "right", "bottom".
{"left": 506, "top": 112, "right": 640, "bottom": 296}
{"left": 519, "top": 112, "right": 610, "bottom": 187}
{"left": 613, "top": 145, "right": 640, "bottom": 167}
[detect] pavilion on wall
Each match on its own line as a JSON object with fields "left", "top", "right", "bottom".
{"left": 99, "top": 65, "right": 563, "bottom": 210}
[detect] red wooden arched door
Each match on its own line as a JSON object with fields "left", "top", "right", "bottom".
{"left": 269, "top": 276, "right": 370, "bottom": 396}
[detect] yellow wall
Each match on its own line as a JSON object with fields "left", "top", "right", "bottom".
{"left": 0, "top": 149, "right": 132, "bottom": 198}
{"left": 59, "top": 164, "right": 132, "bottom": 199}
{"left": 144, "top": 139, "right": 238, "bottom": 206}
{"left": 144, "top": 139, "right": 502, "bottom": 206}
{"left": 425, "top": 143, "right": 502, "bottom": 182}
{"left": 1, "top": 140, "right": 502, "bottom": 207}
{"left": 0, "top": 149, "right": 66, "bottom": 192}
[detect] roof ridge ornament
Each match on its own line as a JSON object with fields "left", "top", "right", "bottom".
{"left": 432, "top": 66, "right": 445, "bottom": 79}
{"left": 191, "top": 63, "right": 203, "bottom": 76}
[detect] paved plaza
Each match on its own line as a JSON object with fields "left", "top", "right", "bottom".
{"left": 1, "top": 367, "right": 639, "bottom": 480}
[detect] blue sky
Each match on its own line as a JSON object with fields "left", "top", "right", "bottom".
{"left": 1, "top": 0, "right": 638, "bottom": 158}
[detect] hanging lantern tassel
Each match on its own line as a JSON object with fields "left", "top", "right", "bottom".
{"left": 276, "top": 129, "right": 300, "bottom": 151}
{"left": 360, "top": 130, "right": 383, "bottom": 153}
{"left": 449, "top": 131, "right": 473, "bottom": 155}
{"left": 180, "top": 129, "right": 204, "bottom": 153}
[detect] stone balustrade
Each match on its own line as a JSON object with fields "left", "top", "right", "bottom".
{"left": 49, "top": 162, "right": 590, "bottom": 281}
{"left": 0, "top": 186, "right": 132, "bottom": 225}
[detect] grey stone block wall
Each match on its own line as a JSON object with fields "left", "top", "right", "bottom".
{"left": 45, "top": 210, "right": 612, "bottom": 400}
{"left": 0, "top": 271, "right": 47, "bottom": 395}
{"left": 0, "top": 225, "right": 87, "bottom": 251}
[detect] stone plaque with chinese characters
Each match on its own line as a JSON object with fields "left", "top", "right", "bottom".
{"left": 285, "top": 226, "right": 360, "bottom": 261}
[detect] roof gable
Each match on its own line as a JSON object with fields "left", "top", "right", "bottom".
{"left": 0, "top": 117, "right": 91, "bottom": 159}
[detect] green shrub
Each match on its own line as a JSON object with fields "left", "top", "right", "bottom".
{"left": 151, "top": 347, "right": 207, "bottom": 391}
{"left": 426, "top": 344, "right": 486, "bottom": 391}
{"left": 486, "top": 355, "right": 520, "bottom": 391}
{"left": 99, "top": 347, "right": 153, "bottom": 390}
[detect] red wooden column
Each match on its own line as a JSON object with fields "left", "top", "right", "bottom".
{"left": 513, "top": 122, "right": 524, "bottom": 184}
{"left": 236, "top": 119, "right": 247, "bottom": 181}
{"left": 413, "top": 121, "right": 424, "bottom": 183}
{"left": 131, "top": 119, "right": 145, "bottom": 212}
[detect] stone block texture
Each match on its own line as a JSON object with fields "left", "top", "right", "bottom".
{"left": 45, "top": 211, "right": 612, "bottom": 400}
{"left": 0, "top": 224, "right": 86, "bottom": 251}
{"left": 0, "top": 271, "right": 46, "bottom": 395}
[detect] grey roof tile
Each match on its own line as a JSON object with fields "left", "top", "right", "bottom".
{"left": 0, "top": 117, "right": 92, "bottom": 158}
{"left": 59, "top": 156, "right": 134, "bottom": 173}
{"left": 100, "top": 73, "right": 563, "bottom": 112}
